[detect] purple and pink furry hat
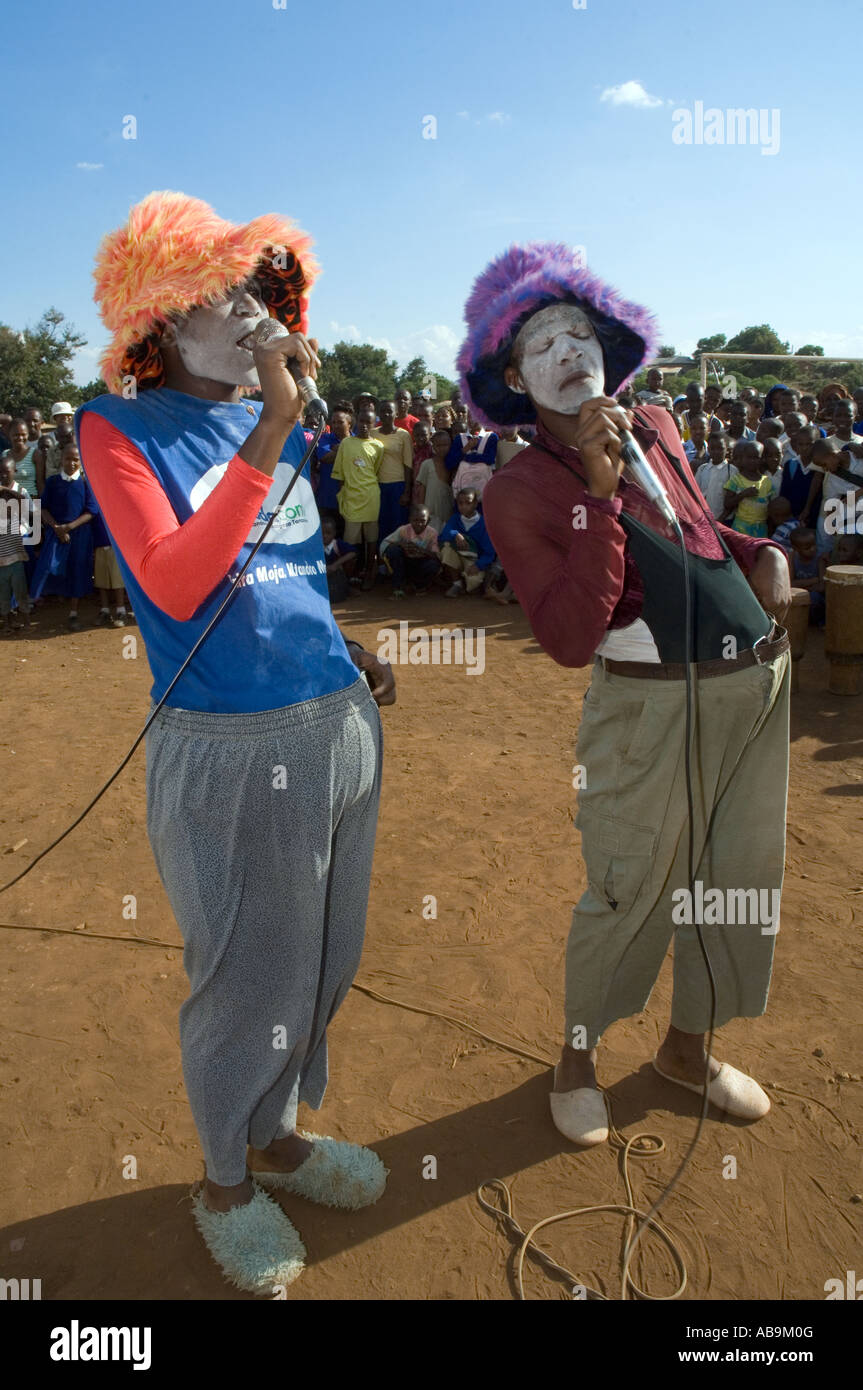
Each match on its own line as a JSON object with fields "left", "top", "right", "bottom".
{"left": 457, "top": 242, "right": 660, "bottom": 430}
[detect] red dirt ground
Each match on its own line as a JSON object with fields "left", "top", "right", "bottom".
{"left": 1, "top": 591, "right": 861, "bottom": 1300}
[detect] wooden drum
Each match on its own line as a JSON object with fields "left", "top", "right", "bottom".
{"left": 786, "top": 587, "right": 811, "bottom": 693}
{"left": 825, "top": 565, "right": 863, "bottom": 695}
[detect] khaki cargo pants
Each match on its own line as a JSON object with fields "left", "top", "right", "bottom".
{"left": 565, "top": 650, "right": 790, "bottom": 1047}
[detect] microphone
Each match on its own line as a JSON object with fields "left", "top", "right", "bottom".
{"left": 618, "top": 425, "right": 677, "bottom": 527}
{"left": 238, "top": 318, "right": 328, "bottom": 419}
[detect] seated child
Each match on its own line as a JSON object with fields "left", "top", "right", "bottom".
{"left": 321, "top": 515, "right": 357, "bottom": 603}
{"left": 722, "top": 440, "right": 776, "bottom": 537}
{"left": 438, "top": 488, "right": 496, "bottom": 597}
{"left": 380, "top": 505, "right": 441, "bottom": 599}
{"left": 788, "top": 528, "right": 825, "bottom": 625}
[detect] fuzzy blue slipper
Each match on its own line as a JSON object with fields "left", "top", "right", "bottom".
{"left": 254, "top": 1131, "right": 388, "bottom": 1209}
{"left": 191, "top": 1179, "right": 306, "bottom": 1295}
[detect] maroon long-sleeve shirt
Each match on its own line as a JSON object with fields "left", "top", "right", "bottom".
{"left": 482, "top": 404, "right": 782, "bottom": 669}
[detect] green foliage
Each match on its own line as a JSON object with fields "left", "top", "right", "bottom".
{"left": 316, "top": 341, "right": 401, "bottom": 405}
{"left": 314, "top": 341, "right": 456, "bottom": 406}
{"left": 657, "top": 343, "right": 676, "bottom": 358}
{"left": 73, "top": 378, "right": 108, "bottom": 404}
{"left": 434, "top": 372, "right": 458, "bottom": 402}
{"left": 795, "top": 344, "right": 824, "bottom": 356}
{"left": 394, "top": 356, "right": 428, "bottom": 396}
{"left": 693, "top": 333, "right": 727, "bottom": 365}
{"left": 723, "top": 325, "right": 790, "bottom": 378}
{"left": 394, "top": 356, "right": 457, "bottom": 402}
{"left": 0, "top": 309, "right": 86, "bottom": 418}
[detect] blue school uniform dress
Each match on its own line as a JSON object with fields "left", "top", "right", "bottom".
{"left": 315, "top": 436, "right": 342, "bottom": 512}
{"left": 31, "top": 471, "right": 96, "bottom": 599}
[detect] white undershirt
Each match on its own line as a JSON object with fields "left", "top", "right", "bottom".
{"left": 595, "top": 617, "right": 661, "bottom": 663}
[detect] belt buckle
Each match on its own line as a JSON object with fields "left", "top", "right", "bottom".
{"left": 752, "top": 631, "right": 772, "bottom": 666}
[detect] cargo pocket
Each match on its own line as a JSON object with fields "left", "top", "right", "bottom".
{"left": 617, "top": 693, "right": 664, "bottom": 767}
{"left": 576, "top": 810, "right": 657, "bottom": 912}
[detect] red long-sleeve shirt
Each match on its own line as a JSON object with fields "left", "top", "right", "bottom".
{"left": 482, "top": 405, "right": 782, "bottom": 668}
{"left": 79, "top": 411, "right": 273, "bottom": 622}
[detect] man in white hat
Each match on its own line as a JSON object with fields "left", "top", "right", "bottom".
{"left": 34, "top": 402, "right": 75, "bottom": 494}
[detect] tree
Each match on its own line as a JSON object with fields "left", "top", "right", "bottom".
{"left": 395, "top": 356, "right": 457, "bottom": 403}
{"left": 434, "top": 372, "right": 458, "bottom": 402}
{"left": 795, "top": 344, "right": 824, "bottom": 356}
{"left": 0, "top": 309, "right": 86, "bottom": 417}
{"left": 693, "top": 333, "right": 727, "bottom": 366}
{"left": 656, "top": 344, "right": 676, "bottom": 358}
{"left": 73, "top": 378, "right": 108, "bottom": 404}
{"left": 723, "top": 324, "right": 789, "bottom": 378}
{"left": 394, "top": 356, "right": 429, "bottom": 396}
{"left": 315, "top": 341, "right": 400, "bottom": 405}
{"left": 315, "top": 342, "right": 458, "bottom": 407}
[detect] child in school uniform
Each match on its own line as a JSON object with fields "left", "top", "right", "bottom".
{"left": 92, "top": 509, "right": 129, "bottom": 627}
{"left": 321, "top": 515, "right": 357, "bottom": 603}
{"left": 787, "top": 528, "right": 825, "bottom": 625}
{"left": 694, "top": 430, "right": 733, "bottom": 519}
{"left": 30, "top": 442, "right": 97, "bottom": 629}
{"left": 438, "top": 488, "right": 496, "bottom": 596}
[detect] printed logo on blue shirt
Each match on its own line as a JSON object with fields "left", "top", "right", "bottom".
{"left": 189, "top": 461, "right": 320, "bottom": 545}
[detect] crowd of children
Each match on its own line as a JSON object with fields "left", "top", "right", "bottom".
{"left": 636, "top": 378, "right": 863, "bottom": 626}
{"left": 312, "top": 386, "right": 523, "bottom": 605}
{"left": 0, "top": 402, "right": 132, "bottom": 633}
{"left": 4, "top": 378, "right": 863, "bottom": 634}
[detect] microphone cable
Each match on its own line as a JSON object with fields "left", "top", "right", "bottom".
{"left": 0, "top": 416, "right": 327, "bottom": 898}
{"left": 616, "top": 517, "right": 718, "bottom": 1299}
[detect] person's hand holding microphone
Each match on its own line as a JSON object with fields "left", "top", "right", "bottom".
{"left": 569, "top": 396, "right": 633, "bottom": 500}
{"left": 237, "top": 322, "right": 321, "bottom": 478}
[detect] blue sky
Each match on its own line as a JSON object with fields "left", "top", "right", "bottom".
{"left": 2, "top": 0, "right": 860, "bottom": 386}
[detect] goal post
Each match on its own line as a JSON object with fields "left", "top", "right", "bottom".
{"left": 697, "top": 352, "right": 863, "bottom": 390}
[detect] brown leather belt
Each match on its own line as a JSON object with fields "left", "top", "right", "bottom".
{"left": 601, "top": 625, "right": 790, "bottom": 681}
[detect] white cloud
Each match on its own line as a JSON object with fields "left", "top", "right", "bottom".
{"left": 599, "top": 80, "right": 663, "bottom": 109}
{"left": 788, "top": 330, "right": 863, "bottom": 357}
{"left": 328, "top": 320, "right": 362, "bottom": 342}
{"left": 76, "top": 161, "right": 104, "bottom": 171}
{"left": 455, "top": 110, "right": 511, "bottom": 127}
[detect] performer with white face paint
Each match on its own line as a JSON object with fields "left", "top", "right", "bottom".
{"left": 459, "top": 244, "right": 792, "bottom": 1145}
{"left": 76, "top": 193, "right": 392, "bottom": 1294}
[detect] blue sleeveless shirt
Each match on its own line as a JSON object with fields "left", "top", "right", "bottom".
{"left": 76, "top": 389, "right": 358, "bottom": 714}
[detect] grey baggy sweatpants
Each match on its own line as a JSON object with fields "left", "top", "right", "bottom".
{"left": 145, "top": 675, "right": 383, "bottom": 1186}
{"left": 566, "top": 650, "right": 790, "bottom": 1048}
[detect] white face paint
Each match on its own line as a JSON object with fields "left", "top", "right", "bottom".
{"left": 172, "top": 279, "right": 269, "bottom": 388}
{"left": 512, "top": 304, "right": 605, "bottom": 414}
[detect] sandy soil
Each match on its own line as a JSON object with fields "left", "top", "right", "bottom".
{"left": 0, "top": 591, "right": 860, "bottom": 1301}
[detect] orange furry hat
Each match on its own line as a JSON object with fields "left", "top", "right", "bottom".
{"left": 93, "top": 190, "right": 320, "bottom": 393}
